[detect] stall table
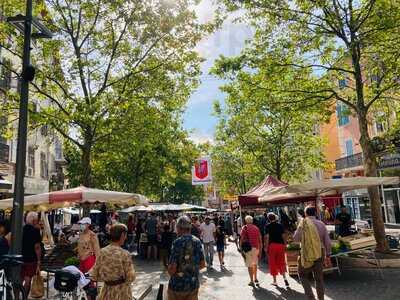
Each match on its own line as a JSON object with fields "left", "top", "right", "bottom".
{"left": 330, "top": 245, "right": 384, "bottom": 279}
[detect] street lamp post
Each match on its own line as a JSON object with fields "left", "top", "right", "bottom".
{"left": 7, "top": 0, "right": 52, "bottom": 256}
{"left": 9, "top": 0, "right": 34, "bottom": 257}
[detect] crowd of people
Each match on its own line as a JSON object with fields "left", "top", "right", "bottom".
{"left": 0, "top": 203, "right": 350, "bottom": 300}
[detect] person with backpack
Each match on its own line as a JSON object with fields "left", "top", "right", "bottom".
{"left": 168, "top": 215, "right": 205, "bottom": 300}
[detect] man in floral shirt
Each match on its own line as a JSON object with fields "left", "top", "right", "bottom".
{"left": 168, "top": 215, "right": 205, "bottom": 300}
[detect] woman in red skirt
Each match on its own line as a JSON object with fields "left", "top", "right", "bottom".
{"left": 264, "top": 212, "right": 289, "bottom": 287}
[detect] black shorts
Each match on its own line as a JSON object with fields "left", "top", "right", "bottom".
{"left": 147, "top": 234, "right": 158, "bottom": 245}
{"left": 216, "top": 243, "right": 225, "bottom": 252}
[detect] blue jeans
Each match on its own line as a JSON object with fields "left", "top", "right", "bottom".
{"left": 203, "top": 242, "right": 214, "bottom": 267}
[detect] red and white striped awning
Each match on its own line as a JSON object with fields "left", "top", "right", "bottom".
{"left": 0, "top": 186, "right": 148, "bottom": 210}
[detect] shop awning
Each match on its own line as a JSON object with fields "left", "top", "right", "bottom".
{"left": 119, "top": 203, "right": 208, "bottom": 213}
{"left": 62, "top": 207, "right": 101, "bottom": 215}
{"left": 283, "top": 177, "right": 400, "bottom": 195}
{"left": 0, "top": 178, "right": 12, "bottom": 190}
{"left": 0, "top": 186, "right": 149, "bottom": 210}
{"left": 239, "top": 175, "right": 288, "bottom": 206}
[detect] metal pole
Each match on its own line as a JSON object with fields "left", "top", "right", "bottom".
{"left": 10, "top": 0, "right": 33, "bottom": 255}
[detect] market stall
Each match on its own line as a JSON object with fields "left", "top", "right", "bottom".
{"left": 119, "top": 203, "right": 207, "bottom": 214}
{"left": 0, "top": 185, "right": 149, "bottom": 211}
{"left": 278, "top": 177, "right": 400, "bottom": 278}
{"left": 0, "top": 186, "right": 149, "bottom": 294}
{"left": 281, "top": 177, "right": 400, "bottom": 195}
{"left": 238, "top": 175, "right": 288, "bottom": 207}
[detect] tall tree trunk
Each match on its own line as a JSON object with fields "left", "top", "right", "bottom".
{"left": 81, "top": 143, "right": 92, "bottom": 217}
{"left": 350, "top": 39, "right": 389, "bottom": 252}
{"left": 358, "top": 110, "right": 389, "bottom": 252}
{"left": 81, "top": 145, "right": 92, "bottom": 187}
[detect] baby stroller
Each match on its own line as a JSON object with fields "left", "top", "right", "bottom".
{"left": 54, "top": 268, "right": 97, "bottom": 300}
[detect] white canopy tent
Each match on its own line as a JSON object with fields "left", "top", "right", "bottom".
{"left": 0, "top": 186, "right": 149, "bottom": 211}
{"left": 119, "top": 203, "right": 208, "bottom": 214}
{"left": 0, "top": 178, "right": 12, "bottom": 190}
{"left": 62, "top": 207, "right": 101, "bottom": 215}
{"left": 283, "top": 177, "right": 400, "bottom": 195}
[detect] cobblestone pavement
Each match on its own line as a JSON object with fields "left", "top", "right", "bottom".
{"left": 40, "top": 241, "right": 400, "bottom": 300}
{"left": 132, "top": 242, "right": 400, "bottom": 300}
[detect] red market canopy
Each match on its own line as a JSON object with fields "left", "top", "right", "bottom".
{"left": 239, "top": 175, "right": 288, "bottom": 206}
{"left": 239, "top": 175, "right": 341, "bottom": 207}
{"left": 0, "top": 186, "right": 149, "bottom": 211}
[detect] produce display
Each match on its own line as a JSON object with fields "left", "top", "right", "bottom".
{"left": 338, "top": 234, "right": 376, "bottom": 250}
{"left": 64, "top": 256, "right": 80, "bottom": 267}
{"left": 286, "top": 243, "right": 300, "bottom": 251}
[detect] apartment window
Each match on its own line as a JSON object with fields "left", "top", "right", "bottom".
{"left": 0, "top": 116, "right": 6, "bottom": 144}
{"left": 337, "top": 102, "right": 350, "bottom": 126}
{"left": 40, "top": 152, "right": 48, "bottom": 179}
{"left": 345, "top": 139, "right": 354, "bottom": 156}
{"left": 27, "top": 147, "right": 35, "bottom": 177}
{"left": 371, "top": 74, "right": 379, "bottom": 82}
{"left": 338, "top": 79, "right": 347, "bottom": 89}
{"left": 40, "top": 125, "right": 48, "bottom": 137}
{"left": 54, "top": 137, "right": 63, "bottom": 161}
{"left": 10, "top": 139, "right": 16, "bottom": 163}
{"left": 0, "top": 59, "right": 12, "bottom": 90}
{"left": 375, "top": 122, "right": 385, "bottom": 134}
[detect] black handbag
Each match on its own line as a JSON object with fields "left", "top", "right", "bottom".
{"left": 241, "top": 226, "right": 252, "bottom": 253}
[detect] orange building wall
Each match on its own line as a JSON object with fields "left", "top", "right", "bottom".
{"left": 320, "top": 106, "right": 341, "bottom": 179}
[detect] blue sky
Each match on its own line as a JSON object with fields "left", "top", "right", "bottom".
{"left": 183, "top": 0, "right": 253, "bottom": 143}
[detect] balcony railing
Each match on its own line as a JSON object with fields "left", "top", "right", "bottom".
{"left": 0, "top": 143, "right": 9, "bottom": 163}
{"left": 335, "top": 150, "right": 400, "bottom": 171}
{"left": 335, "top": 152, "right": 363, "bottom": 171}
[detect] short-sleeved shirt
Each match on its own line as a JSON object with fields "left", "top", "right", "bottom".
{"left": 145, "top": 218, "right": 158, "bottom": 235}
{"left": 265, "top": 222, "right": 285, "bottom": 244}
{"left": 168, "top": 234, "right": 205, "bottom": 292}
{"left": 22, "top": 224, "right": 42, "bottom": 263}
{"left": 241, "top": 224, "right": 261, "bottom": 249}
{"left": 200, "top": 223, "right": 216, "bottom": 243}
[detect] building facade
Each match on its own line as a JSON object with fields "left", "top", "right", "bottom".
{"left": 319, "top": 75, "right": 400, "bottom": 223}
{"left": 0, "top": 48, "right": 65, "bottom": 198}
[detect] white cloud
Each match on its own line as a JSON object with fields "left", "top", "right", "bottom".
{"left": 189, "top": 129, "right": 214, "bottom": 144}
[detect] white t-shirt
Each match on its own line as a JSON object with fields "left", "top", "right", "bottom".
{"left": 200, "top": 222, "right": 216, "bottom": 243}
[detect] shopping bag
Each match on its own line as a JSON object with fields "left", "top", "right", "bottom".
{"left": 30, "top": 272, "right": 45, "bottom": 298}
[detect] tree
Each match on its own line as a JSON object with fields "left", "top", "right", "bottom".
{"left": 2, "top": 0, "right": 208, "bottom": 187}
{"left": 220, "top": 0, "right": 400, "bottom": 251}
{"left": 86, "top": 99, "right": 204, "bottom": 202}
{"left": 210, "top": 59, "right": 328, "bottom": 195}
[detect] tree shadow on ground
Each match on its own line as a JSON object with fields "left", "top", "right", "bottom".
{"left": 252, "top": 285, "right": 306, "bottom": 300}
{"left": 200, "top": 266, "right": 234, "bottom": 283}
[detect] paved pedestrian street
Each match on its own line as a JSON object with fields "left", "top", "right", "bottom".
{"left": 132, "top": 243, "right": 400, "bottom": 300}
